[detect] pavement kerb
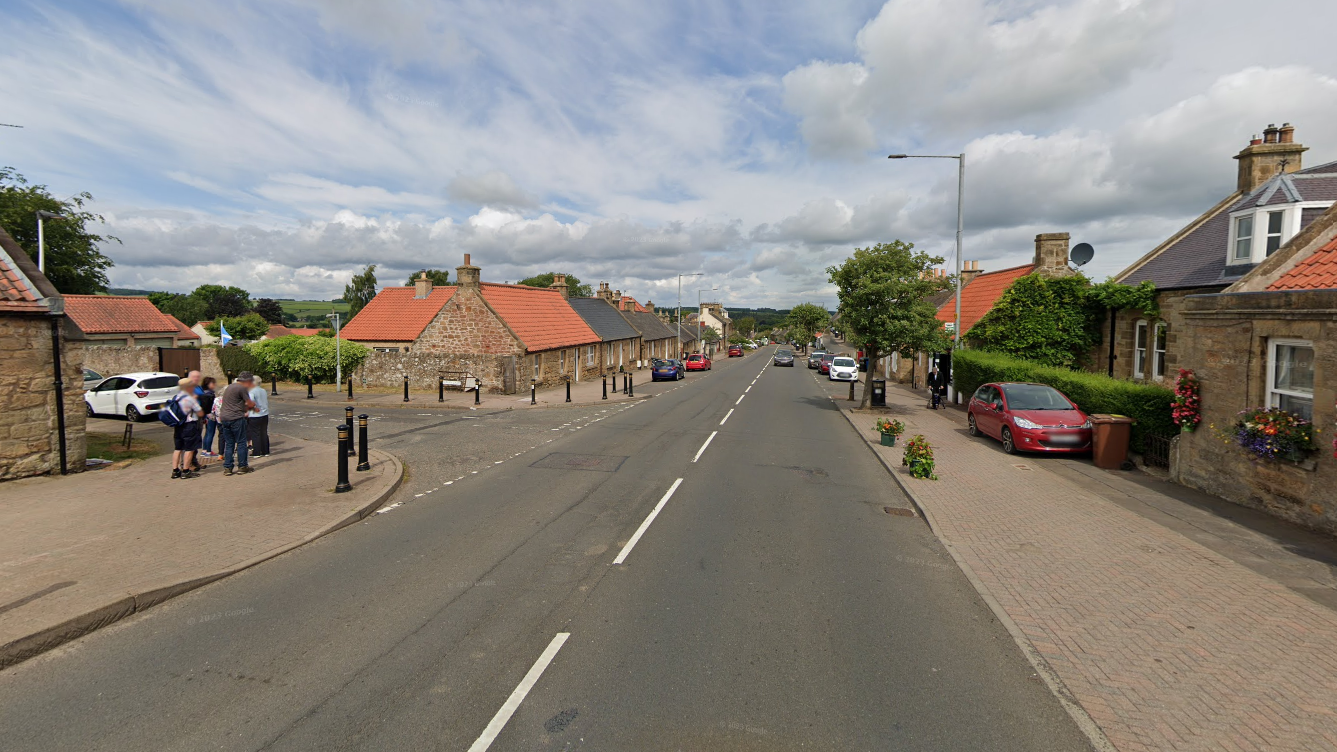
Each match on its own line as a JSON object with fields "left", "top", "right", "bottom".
{"left": 268, "top": 394, "right": 654, "bottom": 412}
{"left": 834, "top": 403, "right": 1117, "bottom": 752}
{"left": 0, "top": 444, "right": 404, "bottom": 671}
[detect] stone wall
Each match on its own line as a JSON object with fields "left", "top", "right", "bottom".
{"left": 1175, "top": 289, "right": 1337, "bottom": 534}
{"left": 1089, "top": 288, "right": 1218, "bottom": 386}
{"left": 0, "top": 316, "right": 87, "bottom": 481}
{"left": 83, "top": 345, "right": 159, "bottom": 377}
{"left": 357, "top": 350, "right": 514, "bottom": 394}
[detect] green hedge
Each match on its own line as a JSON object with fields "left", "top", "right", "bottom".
{"left": 952, "top": 349, "right": 1174, "bottom": 452}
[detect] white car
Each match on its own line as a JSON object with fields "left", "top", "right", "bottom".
{"left": 84, "top": 371, "right": 183, "bottom": 422}
{"left": 828, "top": 356, "right": 859, "bottom": 382}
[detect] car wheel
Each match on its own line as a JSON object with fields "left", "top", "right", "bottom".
{"left": 86, "top": 402, "right": 97, "bottom": 418}
{"left": 967, "top": 413, "right": 979, "bottom": 436}
{"left": 126, "top": 405, "right": 143, "bottom": 423}
{"left": 1001, "top": 427, "right": 1017, "bottom": 454}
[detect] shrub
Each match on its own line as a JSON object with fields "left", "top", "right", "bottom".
{"left": 216, "top": 344, "right": 261, "bottom": 379}
{"left": 247, "top": 335, "right": 369, "bottom": 383}
{"left": 952, "top": 349, "right": 1174, "bottom": 452}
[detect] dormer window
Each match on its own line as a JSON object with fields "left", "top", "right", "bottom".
{"left": 1265, "top": 211, "right": 1285, "bottom": 255}
{"left": 1233, "top": 216, "right": 1253, "bottom": 261}
{"left": 1227, "top": 205, "right": 1308, "bottom": 265}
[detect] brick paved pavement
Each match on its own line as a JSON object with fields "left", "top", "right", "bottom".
{"left": 833, "top": 379, "right": 1337, "bottom": 752}
{"left": 0, "top": 433, "right": 401, "bottom": 669}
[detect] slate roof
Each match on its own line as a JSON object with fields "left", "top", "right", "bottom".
{"left": 622, "top": 309, "right": 677, "bottom": 341}
{"left": 937, "top": 264, "right": 1035, "bottom": 336}
{"left": 567, "top": 297, "right": 641, "bottom": 342}
{"left": 0, "top": 225, "right": 60, "bottom": 315}
{"left": 479, "top": 283, "right": 599, "bottom": 351}
{"left": 1268, "top": 237, "right": 1337, "bottom": 290}
{"left": 617, "top": 295, "right": 647, "bottom": 313}
{"left": 1122, "top": 162, "right": 1337, "bottom": 290}
{"left": 674, "top": 323, "right": 700, "bottom": 341}
{"left": 64, "top": 295, "right": 184, "bottom": 334}
{"left": 340, "top": 286, "right": 457, "bottom": 342}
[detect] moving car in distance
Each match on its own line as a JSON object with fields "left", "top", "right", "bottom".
{"left": 728, "top": 344, "right": 744, "bottom": 357}
{"left": 818, "top": 352, "right": 837, "bottom": 374}
{"left": 828, "top": 356, "right": 859, "bottom": 381}
{"left": 772, "top": 349, "right": 795, "bottom": 367}
{"left": 650, "top": 358, "right": 685, "bottom": 381}
{"left": 84, "top": 371, "right": 182, "bottom": 422}
{"left": 807, "top": 350, "right": 827, "bottom": 369}
{"left": 684, "top": 353, "right": 712, "bottom": 371}
{"left": 967, "top": 382, "right": 1093, "bottom": 455}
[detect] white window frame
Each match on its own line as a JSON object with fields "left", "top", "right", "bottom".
{"left": 1267, "top": 339, "right": 1315, "bottom": 419}
{"left": 1231, "top": 215, "right": 1254, "bottom": 262}
{"left": 1264, "top": 210, "right": 1286, "bottom": 256}
{"left": 1152, "top": 322, "right": 1168, "bottom": 379}
{"left": 1226, "top": 203, "right": 1330, "bottom": 265}
{"left": 586, "top": 345, "right": 595, "bottom": 366}
{"left": 533, "top": 353, "right": 542, "bottom": 381}
{"left": 559, "top": 349, "right": 566, "bottom": 375}
{"left": 1133, "top": 320, "right": 1149, "bottom": 379}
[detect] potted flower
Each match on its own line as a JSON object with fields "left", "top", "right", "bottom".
{"left": 1172, "top": 369, "right": 1201, "bottom": 433}
{"left": 875, "top": 417, "right": 905, "bottom": 446}
{"left": 901, "top": 434, "right": 937, "bottom": 480}
{"left": 1234, "top": 407, "right": 1315, "bottom": 462}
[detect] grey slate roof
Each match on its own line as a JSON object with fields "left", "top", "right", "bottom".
{"left": 1122, "top": 162, "right": 1337, "bottom": 290}
{"left": 674, "top": 323, "right": 700, "bottom": 342}
{"left": 621, "top": 310, "right": 676, "bottom": 341}
{"left": 567, "top": 297, "right": 640, "bottom": 342}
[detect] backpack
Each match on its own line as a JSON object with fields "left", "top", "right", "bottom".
{"left": 159, "top": 394, "right": 189, "bottom": 427}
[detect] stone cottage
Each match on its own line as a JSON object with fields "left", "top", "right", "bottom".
{"left": 568, "top": 289, "right": 642, "bottom": 373}
{"left": 615, "top": 296, "right": 679, "bottom": 363}
{"left": 0, "top": 225, "right": 87, "bottom": 480}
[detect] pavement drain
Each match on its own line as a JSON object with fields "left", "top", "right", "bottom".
{"left": 884, "top": 506, "right": 916, "bottom": 517}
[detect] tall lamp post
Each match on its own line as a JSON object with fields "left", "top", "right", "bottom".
{"left": 676, "top": 272, "right": 703, "bottom": 358}
{"left": 326, "top": 312, "right": 342, "bottom": 389}
{"left": 888, "top": 152, "right": 965, "bottom": 399}
{"left": 36, "top": 210, "right": 63, "bottom": 274}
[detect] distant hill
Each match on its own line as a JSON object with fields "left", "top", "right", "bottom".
{"left": 107, "top": 288, "right": 160, "bottom": 296}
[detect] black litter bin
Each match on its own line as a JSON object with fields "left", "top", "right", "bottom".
{"left": 870, "top": 379, "right": 886, "bottom": 407}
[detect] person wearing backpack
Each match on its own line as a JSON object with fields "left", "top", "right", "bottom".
{"left": 167, "top": 377, "right": 204, "bottom": 479}
{"left": 218, "top": 373, "right": 258, "bottom": 476}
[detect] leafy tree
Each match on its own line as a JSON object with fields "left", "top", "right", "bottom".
{"left": 405, "top": 269, "right": 451, "bottom": 286}
{"left": 0, "top": 167, "right": 118, "bottom": 293}
{"left": 253, "top": 298, "right": 285, "bottom": 324}
{"left": 700, "top": 325, "right": 721, "bottom": 344}
{"left": 786, "top": 302, "right": 831, "bottom": 349}
{"left": 248, "top": 335, "right": 369, "bottom": 383}
{"left": 734, "top": 316, "right": 757, "bottom": 338}
{"left": 148, "top": 291, "right": 208, "bottom": 326}
{"left": 344, "top": 264, "right": 377, "bottom": 318}
{"left": 727, "top": 333, "right": 749, "bottom": 345}
{"left": 189, "top": 284, "right": 253, "bottom": 319}
{"left": 827, "top": 241, "right": 952, "bottom": 408}
{"left": 517, "top": 271, "right": 594, "bottom": 298}
{"left": 205, "top": 312, "right": 271, "bottom": 340}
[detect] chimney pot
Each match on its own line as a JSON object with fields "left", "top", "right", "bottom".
{"left": 455, "top": 254, "right": 481, "bottom": 289}
{"left": 1279, "top": 123, "right": 1295, "bottom": 144}
{"left": 1235, "top": 122, "right": 1307, "bottom": 192}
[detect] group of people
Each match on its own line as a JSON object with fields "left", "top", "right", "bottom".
{"left": 167, "top": 370, "right": 271, "bottom": 479}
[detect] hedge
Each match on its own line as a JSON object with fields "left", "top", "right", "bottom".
{"left": 952, "top": 349, "right": 1174, "bottom": 452}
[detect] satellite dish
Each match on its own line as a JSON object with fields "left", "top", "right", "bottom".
{"left": 1070, "top": 242, "right": 1095, "bottom": 267}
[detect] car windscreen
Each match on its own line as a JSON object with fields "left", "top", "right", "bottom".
{"left": 139, "top": 376, "right": 181, "bottom": 389}
{"left": 1000, "top": 384, "right": 1072, "bottom": 410}
{"left": 832, "top": 358, "right": 856, "bottom": 367}
{"left": 777, "top": 350, "right": 793, "bottom": 356}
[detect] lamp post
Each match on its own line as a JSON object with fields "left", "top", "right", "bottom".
{"left": 889, "top": 152, "right": 965, "bottom": 399}
{"left": 676, "top": 272, "right": 703, "bottom": 359}
{"left": 35, "top": 210, "right": 63, "bottom": 274}
{"left": 326, "top": 312, "right": 342, "bottom": 389}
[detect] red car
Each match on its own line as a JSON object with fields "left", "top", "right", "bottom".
{"left": 684, "top": 353, "right": 712, "bottom": 371}
{"left": 728, "top": 345, "right": 744, "bottom": 357}
{"left": 818, "top": 352, "right": 836, "bottom": 374}
{"left": 967, "top": 382, "right": 1092, "bottom": 455}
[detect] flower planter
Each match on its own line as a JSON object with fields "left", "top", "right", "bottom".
{"left": 880, "top": 433, "right": 897, "bottom": 447}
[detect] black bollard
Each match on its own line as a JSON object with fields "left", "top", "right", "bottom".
{"left": 306, "top": 377, "right": 314, "bottom": 399}
{"left": 849, "top": 380, "right": 855, "bottom": 401}
{"left": 628, "top": 374, "right": 634, "bottom": 397}
{"left": 565, "top": 377, "right": 571, "bottom": 403}
{"left": 348, "top": 376, "right": 353, "bottom": 400}
{"left": 602, "top": 375, "right": 607, "bottom": 400}
{"left": 623, "top": 373, "right": 629, "bottom": 396}
{"left": 402, "top": 375, "right": 409, "bottom": 403}
{"left": 345, "top": 406, "right": 356, "bottom": 456}
{"left": 475, "top": 379, "right": 482, "bottom": 406}
{"left": 335, "top": 425, "right": 352, "bottom": 493}
{"left": 271, "top": 374, "right": 278, "bottom": 396}
{"left": 356, "top": 414, "right": 370, "bottom": 471}
{"left": 531, "top": 382, "right": 537, "bottom": 405}
{"left": 438, "top": 377, "right": 444, "bottom": 402}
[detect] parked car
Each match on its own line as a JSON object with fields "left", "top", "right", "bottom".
{"left": 728, "top": 344, "right": 744, "bottom": 357}
{"left": 82, "top": 368, "right": 105, "bottom": 390}
{"left": 807, "top": 350, "right": 827, "bottom": 369}
{"left": 818, "top": 352, "right": 837, "bottom": 374}
{"left": 967, "top": 382, "right": 1092, "bottom": 455}
{"left": 773, "top": 349, "right": 795, "bottom": 367}
{"left": 684, "top": 353, "right": 712, "bottom": 371}
{"left": 84, "top": 371, "right": 182, "bottom": 422}
{"left": 828, "top": 356, "right": 859, "bottom": 381}
{"left": 651, "top": 358, "right": 685, "bottom": 381}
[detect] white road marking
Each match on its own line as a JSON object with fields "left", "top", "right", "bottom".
{"left": 612, "top": 478, "right": 684, "bottom": 565}
{"left": 692, "top": 431, "right": 718, "bottom": 463}
{"left": 467, "top": 632, "right": 571, "bottom": 752}
{"left": 745, "top": 385, "right": 751, "bottom": 393}
{"left": 719, "top": 409, "right": 734, "bottom": 425}
{"left": 735, "top": 394, "right": 745, "bottom": 405}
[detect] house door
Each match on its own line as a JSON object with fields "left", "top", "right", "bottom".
{"left": 501, "top": 356, "right": 517, "bottom": 394}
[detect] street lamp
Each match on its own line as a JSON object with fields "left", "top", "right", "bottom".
{"left": 676, "top": 273, "right": 703, "bottom": 358}
{"left": 326, "top": 312, "right": 342, "bottom": 388}
{"left": 35, "top": 210, "right": 63, "bottom": 274}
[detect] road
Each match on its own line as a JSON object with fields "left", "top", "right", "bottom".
{"left": 0, "top": 346, "right": 1090, "bottom": 751}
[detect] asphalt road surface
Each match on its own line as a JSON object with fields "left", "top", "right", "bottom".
{"left": 0, "top": 346, "right": 1091, "bottom": 751}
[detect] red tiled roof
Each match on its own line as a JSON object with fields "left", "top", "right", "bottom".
{"left": 937, "top": 264, "right": 1036, "bottom": 336}
{"left": 1268, "top": 238, "right": 1337, "bottom": 291}
{"left": 287, "top": 328, "right": 321, "bottom": 336}
{"left": 618, "top": 295, "right": 647, "bottom": 313}
{"left": 480, "top": 283, "right": 599, "bottom": 351}
{"left": 340, "top": 286, "right": 457, "bottom": 342}
{"left": 0, "top": 248, "right": 46, "bottom": 313}
{"left": 63, "top": 295, "right": 183, "bottom": 334}
{"left": 265, "top": 324, "right": 296, "bottom": 338}
{"left": 169, "top": 315, "right": 200, "bottom": 340}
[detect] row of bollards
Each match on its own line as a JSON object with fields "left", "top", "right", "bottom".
{"left": 334, "top": 409, "right": 371, "bottom": 493}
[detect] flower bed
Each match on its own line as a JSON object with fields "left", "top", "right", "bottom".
{"left": 1233, "top": 407, "right": 1315, "bottom": 462}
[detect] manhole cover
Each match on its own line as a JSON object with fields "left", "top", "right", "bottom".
{"left": 531, "top": 453, "right": 628, "bottom": 472}
{"left": 884, "top": 506, "right": 916, "bottom": 517}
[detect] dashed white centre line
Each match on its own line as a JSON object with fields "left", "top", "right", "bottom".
{"left": 612, "top": 478, "right": 684, "bottom": 565}
{"left": 692, "top": 431, "right": 718, "bottom": 463}
{"left": 466, "top": 632, "right": 571, "bottom": 752}
{"left": 735, "top": 394, "right": 745, "bottom": 405}
{"left": 745, "top": 385, "right": 751, "bottom": 393}
{"left": 719, "top": 409, "right": 734, "bottom": 425}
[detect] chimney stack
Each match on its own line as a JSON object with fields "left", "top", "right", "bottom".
{"left": 414, "top": 271, "right": 432, "bottom": 299}
{"left": 645, "top": 300, "right": 654, "bottom": 314}
{"left": 551, "top": 272, "right": 568, "bottom": 299}
{"left": 612, "top": 290, "right": 622, "bottom": 309}
{"left": 456, "top": 253, "right": 481, "bottom": 289}
{"left": 960, "top": 260, "right": 983, "bottom": 287}
{"left": 1034, "top": 233, "right": 1076, "bottom": 278}
{"left": 597, "top": 282, "right": 614, "bottom": 301}
{"left": 1235, "top": 122, "right": 1307, "bottom": 193}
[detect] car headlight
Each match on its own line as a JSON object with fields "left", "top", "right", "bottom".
{"left": 1081, "top": 418, "right": 1092, "bottom": 429}
{"left": 1012, "top": 417, "right": 1042, "bottom": 429}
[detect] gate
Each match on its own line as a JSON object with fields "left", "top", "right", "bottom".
{"left": 158, "top": 347, "right": 201, "bottom": 377}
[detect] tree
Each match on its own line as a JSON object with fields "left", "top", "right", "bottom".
{"left": 248, "top": 335, "right": 369, "bottom": 383}
{"left": 0, "top": 167, "right": 117, "bottom": 294}
{"left": 517, "top": 272, "right": 594, "bottom": 298}
{"left": 786, "top": 303, "right": 830, "bottom": 348}
{"left": 148, "top": 291, "right": 208, "bottom": 326}
{"left": 253, "top": 298, "right": 285, "bottom": 325}
{"left": 405, "top": 269, "right": 451, "bottom": 286}
{"left": 700, "top": 325, "right": 721, "bottom": 344}
{"left": 735, "top": 316, "right": 757, "bottom": 338}
{"left": 205, "top": 312, "right": 271, "bottom": 341}
{"left": 827, "top": 241, "right": 952, "bottom": 408}
{"left": 344, "top": 264, "right": 377, "bottom": 318}
{"left": 189, "top": 284, "right": 252, "bottom": 319}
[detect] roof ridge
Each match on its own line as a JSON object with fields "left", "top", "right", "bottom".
{"left": 1299, "top": 159, "right": 1337, "bottom": 174}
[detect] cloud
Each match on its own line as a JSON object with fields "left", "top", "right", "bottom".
{"left": 446, "top": 170, "right": 537, "bottom": 209}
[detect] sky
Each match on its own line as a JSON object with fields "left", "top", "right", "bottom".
{"left": 3, "top": 0, "right": 1336, "bottom": 308}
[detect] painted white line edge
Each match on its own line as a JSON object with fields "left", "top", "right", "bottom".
{"left": 692, "top": 431, "right": 718, "bottom": 463}
{"left": 466, "top": 632, "right": 571, "bottom": 752}
{"left": 612, "top": 478, "right": 684, "bottom": 565}
{"left": 719, "top": 409, "right": 734, "bottom": 426}
{"left": 745, "top": 385, "right": 752, "bottom": 393}
{"left": 735, "top": 394, "right": 745, "bottom": 405}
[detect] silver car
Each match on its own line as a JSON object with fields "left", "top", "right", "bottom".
{"left": 807, "top": 350, "right": 826, "bottom": 369}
